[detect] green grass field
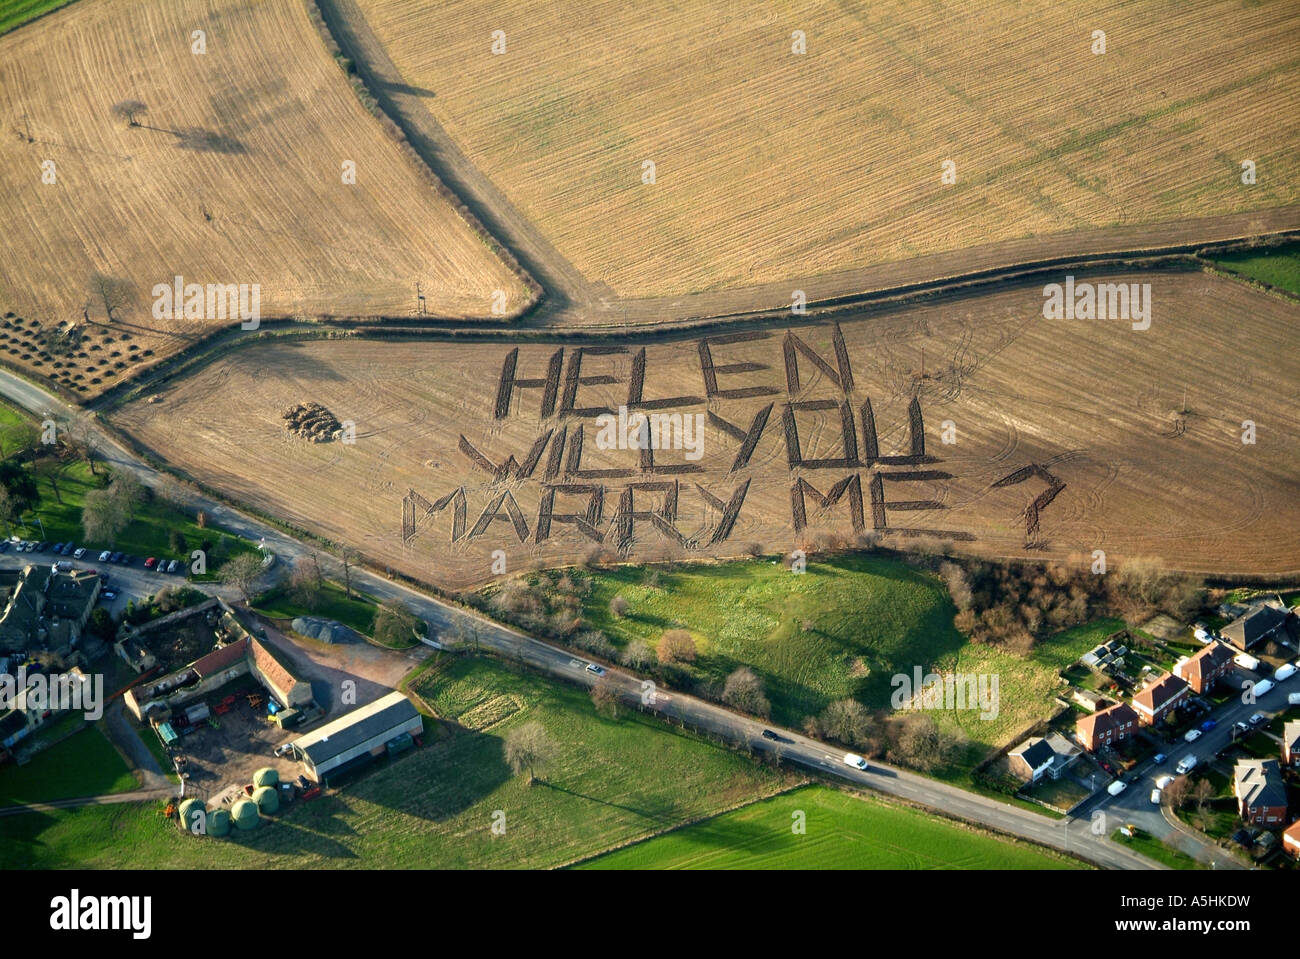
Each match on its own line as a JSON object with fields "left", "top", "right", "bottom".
{"left": 1211, "top": 242, "right": 1300, "bottom": 295}
{"left": 1112, "top": 829, "right": 1204, "bottom": 870}
{"left": 0, "top": 0, "right": 75, "bottom": 35}
{"left": 577, "top": 785, "right": 1080, "bottom": 869}
{"left": 0, "top": 724, "right": 136, "bottom": 807}
{"left": 521, "top": 557, "right": 967, "bottom": 726}
{"left": 252, "top": 581, "right": 378, "bottom": 637}
{"left": 0, "top": 656, "right": 790, "bottom": 868}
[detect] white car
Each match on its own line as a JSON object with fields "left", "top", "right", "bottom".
{"left": 1176, "top": 755, "right": 1198, "bottom": 775}
{"left": 843, "top": 753, "right": 869, "bottom": 771}
{"left": 1184, "top": 728, "right": 1202, "bottom": 742}
{"left": 98, "top": 550, "right": 112, "bottom": 562}
{"left": 1253, "top": 679, "right": 1275, "bottom": 698}
{"left": 1274, "top": 662, "right": 1297, "bottom": 682}
{"left": 1150, "top": 789, "right": 1162, "bottom": 805}
{"left": 1155, "top": 775, "right": 1175, "bottom": 789}
{"left": 73, "top": 547, "right": 86, "bottom": 559}
{"left": 1107, "top": 780, "right": 1128, "bottom": 796}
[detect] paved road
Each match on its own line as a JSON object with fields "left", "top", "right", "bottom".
{"left": 0, "top": 366, "right": 1167, "bottom": 868}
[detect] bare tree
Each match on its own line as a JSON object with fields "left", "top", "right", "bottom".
{"left": 1163, "top": 776, "right": 1190, "bottom": 811}
{"left": 373, "top": 597, "right": 421, "bottom": 647}
{"left": 111, "top": 99, "right": 148, "bottom": 127}
{"left": 820, "top": 698, "right": 875, "bottom": 748}
{"left": 221, "top": 551, "right": 265, "bottom": 603}
{"left": 289, "top": 560, "right": 323, "bottom": 612}
{"left": 722, "top": 667, "right": 771, "bottom": 718}
{"left": 81, "top": 488, "right": 129, "bottom": 545}
{"left": 620, "top": 639, "right": 653, "bottom": 670}
{"left": 88, "top": 272, "right": 133, "bottom": 323}
{"left": 336, "top": 546, "right": 359, "bottom": 598}
{"left": 657, "top": 629, "right": 696, "bottom": 664}
{"left": 609, "top": 594, "right": 630, "bottom": 618}
{"left": 590, "top": 674, "right": 621, "bottom": 719}
{"left": 503, "top": 722, "right": 554, "bottom": 785}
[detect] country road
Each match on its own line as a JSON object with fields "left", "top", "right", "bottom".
{"left": 0, "top": 365, "right": 1182, "bottom": 870}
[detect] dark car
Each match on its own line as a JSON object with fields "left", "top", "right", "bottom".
{"left": 1152, "top": 753, "right": 1167, "bottom": 765}
{"left": 761, "top": 729, "right": 779, "bottom": 741}
{"left": 109, "top": 551, "right": 123, "bottom": 563}
{"left": 36, "top": 541, "right": 49, "bottom": 551}
{"left": 1200, "top": 719, "right": 1217, "bottom": 733}
{"left": 120, "top": 555, "right": 135, "bottom": 566}
{"left": 100, "top": 590, "right": 118, "bottom": 602}
{"left": 0, "top": 541, "right": 10, "bottom": 553}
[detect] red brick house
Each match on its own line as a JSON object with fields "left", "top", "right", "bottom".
{"left": 1076, "top": 702, "right": 1139, "bottom": 752}
{"left": 1132, "top": 672, "right": 1189, "bottom": 727}
{"left": 1283, "top": 820, "right": 1300, "bottom": 859}
{"left": 1173, "top": 641, "right": 1235, "bottom": 694}
{"left": 1234, "top": 759, "right": 1288, "bottom": 826}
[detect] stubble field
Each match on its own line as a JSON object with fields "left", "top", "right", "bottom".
{"left": 353, "top": 0, "right": 1300, "bottom": 298}
{"left": 0, "top": 0, "right": 531, "bottom": 396}
{"left": 111, "top": 270, "right": 1300, "bottom": 589}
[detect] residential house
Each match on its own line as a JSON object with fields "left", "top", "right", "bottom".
{"left": 0, "top": 565, "right": 100, "bottom": 656}
{"left": 1221, "top": 605, "right": 1290, "bottom": 652}
{"left": 1282, "top": 720, "right": 1300, "bottom": 767}
{"left": 1283, "top": 820, "right": 1300, "bottom": 859}
{"left": 1132, "top": 672, "right": 1189, "bottom": 727}
{"left": 1009, "top": 738, "right": 1055, "bottom": 782}
{"left": 1173, "top": 641, "right": 1235, "bottom": 694}
{"left": 1076, "top": 702, "right": 1139, "bottom": 752}
{"left": 1233, "top": 759, "right": 1288, "bottom": 826}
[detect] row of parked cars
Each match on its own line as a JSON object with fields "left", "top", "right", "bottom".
{"left": 0, "top": 538, "right": 185, "bottom": 574}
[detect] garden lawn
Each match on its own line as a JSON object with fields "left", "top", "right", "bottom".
{"left": 0, "top": 724, "right": 136, "bottom": 807}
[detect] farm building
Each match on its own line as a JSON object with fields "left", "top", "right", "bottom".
{"left": 290, "top": 691, "right": 422, "bottom": 784}
{"left": 1221, "top": 604, "right": 1291, "bottom": 651}
{"left": 249, "top": 635, "right": 312, "bottom": 708}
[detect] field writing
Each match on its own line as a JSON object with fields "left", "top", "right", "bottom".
{"left": 0, "top": 0, "right": 531, "bottom": 397}
{"left": 111, "top": 270, "right": 1300, "bottom": 590}
{"left": 575, "top": 785, "right": 1081, "bottom": 869}
{"left": 354, "top": 0, "right": 1300, "bottom": 299}
{"left": 0, "top": 656, "right": 790, "bottom": 868}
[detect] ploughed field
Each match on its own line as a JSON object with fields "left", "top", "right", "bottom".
{"left": 353, "top": 0, "right": 1300, "bottom": 298}
{"left": 111, "top": 270, "right": 1300, "bottom": 588}
{"left": 0, "top": 0, "right": 530, "bottom": 396}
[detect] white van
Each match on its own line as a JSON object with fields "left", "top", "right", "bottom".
{"left": 1273, "top": 662, "right": 1296, "bottom": 682}
{"left": 1289, "top": 692, "right": 1300, "bottom": 706}
{"left": 1253, "top": 679, "right": 1275, "bottom": 698}
{"left": 843, "top": 753, "right": 869, "bottom": 771}
{"left": 1234, "top": 652, "right": 1261, "bottom": 672}
{"left": 1176, "top": 754, "right": 1198, "bottom": 775}
{"left": 1107, "top": 780, "right": 1128, "bottom": 797}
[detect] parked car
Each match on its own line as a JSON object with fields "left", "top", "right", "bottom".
{"left": 121, "top": 555, "right": 135, "bottom": 566}
{"left": 166, "top": 559, "right": 181, "bottom": 574}
{"left": 100, "top": 590, "right": 117, "bottom": 602}
{"left": 1249, "top": 712, "right": 1267, "bottom": 726}
{"left": 1184, "top": 728, "right": 1202, "bottom": 742}
{"left": 0, "top": 541, "right": 10, "bottom": 553}
{"left": 273, "top": 743, "right": 294, "bottom": 758}
{"left": 1107, "top": 780, "right": 1128, "bottom": 796}
{"left": 1253, "top": 679, "right": 1275, "bottom": 698}
{"left": 1200, "top": 719, "right": 1217, "bottom": 733}
{"left": 761, "top": 729, "right": 779, "bottom": 741}
{"left": 73, "top": 547, "right": 86, "bottom": 559}
{"left": 1290, "top": 693, "right": 1300, "bottom": 706}
{"left": 843, "top": 753, "right": 869, "bottom": 771}
{"left": 36, "top": 542, "right": 49, "bottom": 551}
{"left": 97, "top": 550, "right": 111, "bottom": 562}
{"left": 109, "top": 551, "right": 123, "bottom": 564}
{"left": 1155, "top": 774, "right": 1175, "bottom": 789}
{"left": 1150, "top": 789, "right": 1162, "bottom": 805}
{"left": 1234, "top": 721, "right": 1251, "bottom": 736}
{"left": 144, "top": 557, "right": 157, "bottom": 569}
{"left": 1152, "top": 752, "right": 1167, "bottom": 765}
{"left": 1176, "top": 754, "right": 1199, "bottom": 775}
{"left": 1275, "top": 662, "right": 1297, "bottom": 682}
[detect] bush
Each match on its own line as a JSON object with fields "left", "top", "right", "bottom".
{"left": 657, "top": 629, "right": 696, "bottom": 664}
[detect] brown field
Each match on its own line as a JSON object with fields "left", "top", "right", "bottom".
{"left": 351, "top": 0, "right": 1300, "bottom": 300}
{"left": 0, "top": 0, "right": 530, "bottom": 397}
{"left": 112, "top": 270, "right": 1300, "bottom": 588}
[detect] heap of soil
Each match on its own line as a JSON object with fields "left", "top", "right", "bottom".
{"left": 282, "top": 402, "right": 342, "bottom": 443}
